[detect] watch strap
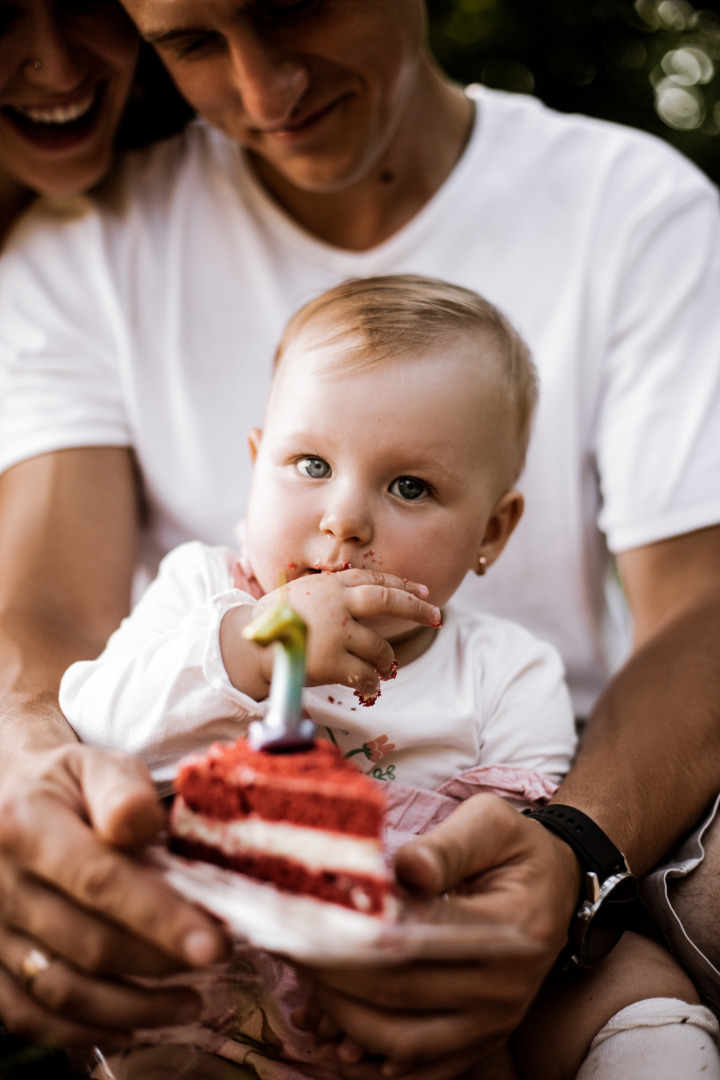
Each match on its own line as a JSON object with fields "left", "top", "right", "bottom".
{"left": 522, "top": 804, "right": 630, "bottom": 880}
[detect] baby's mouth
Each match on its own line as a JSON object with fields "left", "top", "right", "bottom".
{"left": 305, "top": 560, "right": 354, "bottom": 575}
{"left": 3, "top": 85, "right": 105, "bottom": 142}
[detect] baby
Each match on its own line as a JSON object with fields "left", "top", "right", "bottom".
{"left": 60, "top": 276, "right": 716, "bottom": 1080}
{"left": 61, "top": 274, "right": 574, "bottom": 798}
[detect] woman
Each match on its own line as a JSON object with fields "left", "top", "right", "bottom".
{"left": 0, "top": 0, "right": 190, "bottom": 248}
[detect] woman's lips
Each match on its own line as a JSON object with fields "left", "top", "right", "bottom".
{"left": 1, "top": 84, "right": 106, "bottom": 149}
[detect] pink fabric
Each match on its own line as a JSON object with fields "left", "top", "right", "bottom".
{"left": 384, "top": 765, "right": 557, "bottom": 858}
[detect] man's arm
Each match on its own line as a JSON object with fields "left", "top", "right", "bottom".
{"left": 0, "top": 448, "right": 138, "bottom": 749}
{"left": 0, "top": 449, "right": 227, "bottom": 1047}
{"left": 302, "top": 524, "right": 720, "bottom": 1079}
{"left": 559, "top": 523, "right": 720, "bottom": 871}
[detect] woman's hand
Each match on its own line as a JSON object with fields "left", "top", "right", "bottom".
{"left": 0, "top": 742, "right": 229, "bottom": 1046}
{"left": 301, "top": 795, "right": 581, "bottom": 1079}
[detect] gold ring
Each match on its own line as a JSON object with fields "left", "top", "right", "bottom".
{"left": 19, "top": 947, "right": 51, "bottom": 993}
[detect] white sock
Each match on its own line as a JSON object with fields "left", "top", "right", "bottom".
{"left": 576, "top": 997, "right": 720, "bottom": 1079}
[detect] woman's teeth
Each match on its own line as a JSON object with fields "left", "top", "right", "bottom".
{"left": 16, "top": 93, "right": 95, "bottom": 126}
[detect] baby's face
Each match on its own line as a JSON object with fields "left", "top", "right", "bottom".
{"left": 245, "top": 340, "right": 509, "bottom": 638}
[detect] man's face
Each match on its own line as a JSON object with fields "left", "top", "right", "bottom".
{"left": 120, "top": 0, "right": 427, "bottom": 194}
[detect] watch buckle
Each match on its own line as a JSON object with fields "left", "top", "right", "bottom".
{"left": 586, "top": 870, "right": 601, "bottom": 905}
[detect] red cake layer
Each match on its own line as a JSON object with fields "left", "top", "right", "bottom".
{"left": 168, "top": 835, "right": 387, "bottom": 915}
{"left": 175, "top": 738, "right": 384, "bottom": 837}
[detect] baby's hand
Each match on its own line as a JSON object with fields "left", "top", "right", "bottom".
{"left": 255, "top": 569, "right": 440, "bottom": 699}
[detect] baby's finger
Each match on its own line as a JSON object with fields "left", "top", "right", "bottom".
{"left": 340, "top": 569, "right": 430, "bottom": 600}
{"left": 346, "top": 585, "right": 441, "bottom": 629}
{"left": 337, "top": 652, "right": 385, "bottom": 700}
{"left": 344, "top": 623, "right": 396, "bottom": 680}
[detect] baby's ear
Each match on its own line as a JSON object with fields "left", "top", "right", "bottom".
{"left": 248, "top": 428, "right": 262, "bottom": 464}
{"left": 475, "top": 490, "right": 524, "bottom": 575}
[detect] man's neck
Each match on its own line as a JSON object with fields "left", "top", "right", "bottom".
{"left": 0, "top": 167, "right": 33, "bottom": 252}
{"left": 249, "top": 65, "right": 474, "bottom": 253}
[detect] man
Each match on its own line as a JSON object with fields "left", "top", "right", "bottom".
{"left": 0, "top": 0, "right": 719, "bottom": 1073}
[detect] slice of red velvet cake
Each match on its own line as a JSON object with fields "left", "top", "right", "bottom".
{"left": 169, "top": 738, "right": 391, "bottom": 915}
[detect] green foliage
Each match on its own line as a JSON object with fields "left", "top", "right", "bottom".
{"left": 427, "top": 0, "right": 720, "bottom": 183}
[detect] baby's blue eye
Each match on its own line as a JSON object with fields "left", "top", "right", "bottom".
{"left": 390, "top": 476, "right": 428, "bottom": 501}
{"left": 296, "top": 457, "right": 331, "bottom": 479}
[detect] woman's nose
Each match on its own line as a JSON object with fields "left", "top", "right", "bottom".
{"left": 23, "top": 17, "right": 87, "bottom": 94}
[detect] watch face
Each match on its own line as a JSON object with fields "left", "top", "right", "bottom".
{"left": 580, "top": 874, "right": 638, "bottom": 966}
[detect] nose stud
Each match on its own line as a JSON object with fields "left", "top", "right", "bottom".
{"left": 32, "top": 59, "right": 43, "bottom": 71}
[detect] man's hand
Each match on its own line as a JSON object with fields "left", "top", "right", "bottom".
{"left": 303, "top": 795, "right": 581, "bottom": 1079}
{"left": 0, "top": 742, "right": 229, "bottom": 1047}
{"left": 0, "top": 449, "right": 229, "bottom": 1046}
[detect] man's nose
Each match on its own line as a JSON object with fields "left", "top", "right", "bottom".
{"left": 228, "top": 27, "right": 310, "bottom": 128}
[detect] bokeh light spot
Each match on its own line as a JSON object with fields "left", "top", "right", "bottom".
{"left": 655, "top": 80, "right": 705, "bottom": 128}
{"left": 657, "top": 0, "right": 694, "bottom": 31}
{"left": 661, "top": 47, "right": 714, "bottom": 85}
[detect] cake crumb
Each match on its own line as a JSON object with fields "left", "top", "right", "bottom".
{"left": 381, "top": 660, "right": 399, "bottom": 682}
{"left": 354, "top": 688, "right": 380, "bottom": 707}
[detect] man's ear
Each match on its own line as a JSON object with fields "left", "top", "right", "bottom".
{"left": 475, "top": 490, "right": 524, "bottom": 575}
{"left": 248, "top": 427, "right": 262, "bottom": 464}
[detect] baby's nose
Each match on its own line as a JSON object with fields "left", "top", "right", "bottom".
{"left": 319, "top": 496, "right": 372, "bottom": 545}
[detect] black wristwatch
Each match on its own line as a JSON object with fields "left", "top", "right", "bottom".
{"left": 522, "top": 804, "right": 639, "bottom": 970}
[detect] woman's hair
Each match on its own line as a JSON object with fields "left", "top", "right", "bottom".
{"left": 114, "top": 43, "right": 194, "bottom": 151}
{"left": 275, "top": 274, "right": 539, "bottom": 478}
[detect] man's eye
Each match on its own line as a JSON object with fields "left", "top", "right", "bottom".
{"left": 167, "top": 32, "right": 221, "bottom": 58}
{"left": 296, "top": 457, "right": 331, "bottom": 479}
{"left": 389, "top": 476, "right": 428, "bottom": 501}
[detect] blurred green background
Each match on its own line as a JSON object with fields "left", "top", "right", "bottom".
{"left": 427, "top": 0, "right": 720, "bottom": 184}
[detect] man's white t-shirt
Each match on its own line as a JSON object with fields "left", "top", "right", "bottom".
{"left": 58, "top": 541, "right": 576, "bottom": 791}
{"left": 2, "top": 87, "right": 720, "bottom": 715}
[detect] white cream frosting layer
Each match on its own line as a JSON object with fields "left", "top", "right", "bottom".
{"left": 172, "top": 797, "right": 384, "bottom": 876}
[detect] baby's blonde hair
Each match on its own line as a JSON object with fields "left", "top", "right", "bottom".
{"left": 275, "top": 275, "right": 538, "bottom": 480}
